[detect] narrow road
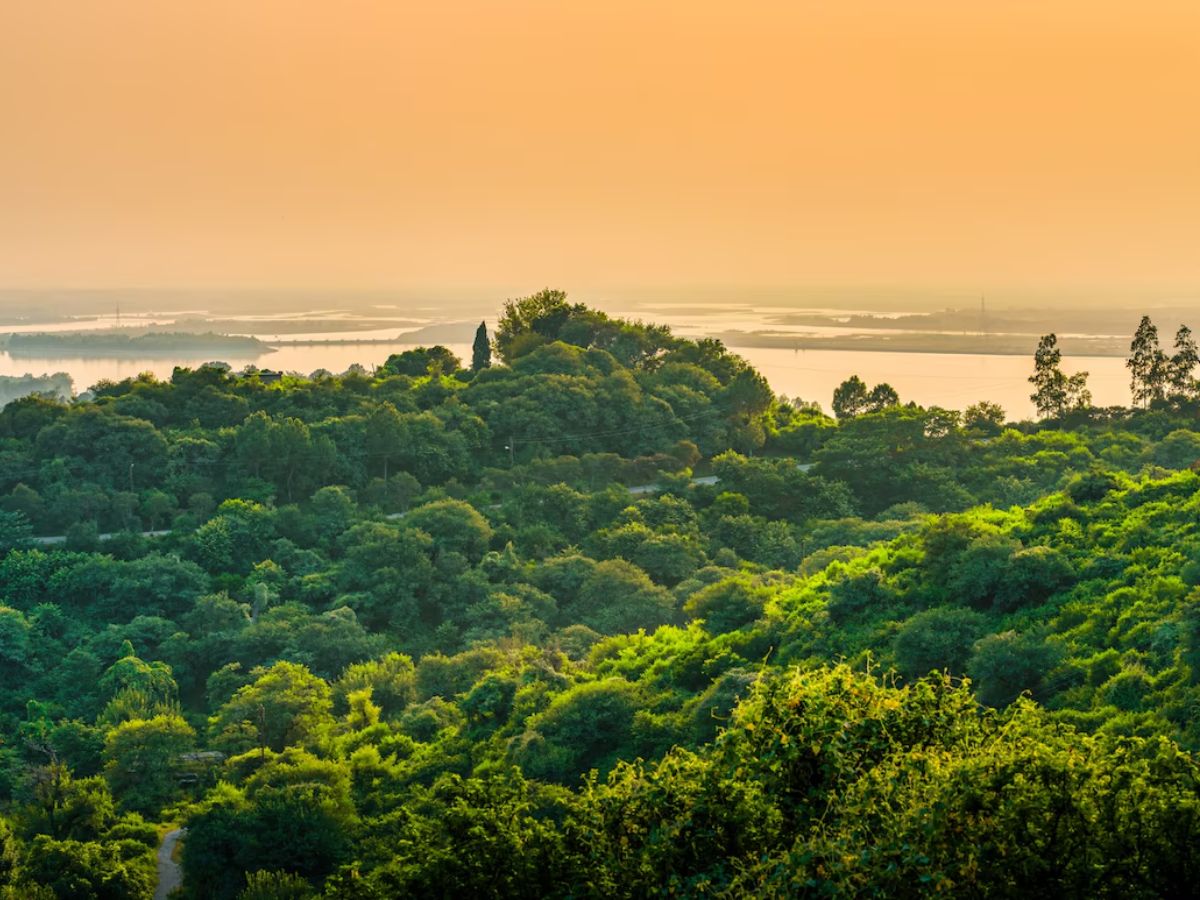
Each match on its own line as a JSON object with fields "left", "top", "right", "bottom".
{"left": 628, "top": 473, "right": 721, "bottom": 495}
{"left": 626, "top": 464, "right": 815, "bottom": 496}
{"left": 30, "top": 528, "right": 171, "bottom": 546}
{"left": 155, "top": 828, "right": 185, "bottom": 900}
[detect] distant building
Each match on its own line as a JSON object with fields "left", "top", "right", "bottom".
{"left": 258, "top": 369, "right": 283, "bottom": 384}
{"left": 176, "top": 750, "right": 227, "bottom": 786}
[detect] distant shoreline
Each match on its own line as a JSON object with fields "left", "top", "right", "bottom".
{"left": 713, "top": 331, "right": 1129, "bottom": 358}
{"left": 0, "top": 331, "right": 274, "bottom": 358}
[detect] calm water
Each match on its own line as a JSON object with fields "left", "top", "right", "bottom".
{"left": 744, "top": 347, "right": 1127, "bottom": 419}
{"left": 0, "top": 339, "right": 1128, "bottom": 420}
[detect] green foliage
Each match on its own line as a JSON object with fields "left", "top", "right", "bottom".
{"left": 6, "top": 299, "right": 1200, "bottom": 896}
{"left": 210, "top": 662, "right": 333, "bottom": 754}
{"left": 102, "top": 715, "right": 195, "bottom": 815}
{"left": 682, "top": 574, "right": 768, "bottom": 632}
{"left": 1030, "top": 332, "right": 1092, "bottom": 417}
{"left": 380, "top": 345, "right": 461, "bottom": 378}
{"left": 21, "top": 834, "right": 155, "bottom": 899}
{"left": 831, "top": 375, "right": 900, "bottom": 418}
{"left": 893, "top": 606, "right": 987, "bottom": 678}
{"left": 968, "top": 630, "right": 1064, "bottom": 707}
{"left": 513, "top": 679, "right": 640, "bottom": 784}
{"left": 360, "top": 771, "right": 571, "bottom": 898}
{"left": 573, "top": 560, "right": 676, "bottom": 635}
{"left": 183, "top": 774, "right": 353, "bottom": 900}
{"left": 1128, "top": 315, "right": 1169, "bottom": 408}
{"left": 404, "top": 499, "right": 492, "bottom": 562}
{"left": 238, "top": 870, "right": 314, "bottom": 900}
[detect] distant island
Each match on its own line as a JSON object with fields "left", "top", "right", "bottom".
{"left": 0, "top": 331, "right": 274, "bottom": 358}
{"left": 706, "top": 305, "right": 1200, "bottom": 357}
{"left": 709, "top": 329, "right": 1130, "bottom": 357}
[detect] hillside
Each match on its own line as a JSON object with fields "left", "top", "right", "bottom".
{"left": 0, "top": 293, "right": 1198, "bottom": 898}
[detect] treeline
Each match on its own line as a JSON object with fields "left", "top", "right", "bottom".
{"left": 0, "top": 292, "right": 1197, "bottom": 897}
{"left": 1028, "top": 315, "right": 1200, "bottom": 416}
{"left": 1, "top": 332, "right": 271, "bottom": 357}
{"left": 0, "top": 373, "right": 71, "bottom": 409}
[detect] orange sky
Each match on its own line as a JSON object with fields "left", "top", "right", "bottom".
{"left": 1, "top": 1, "right": 1198, "bottom": 295}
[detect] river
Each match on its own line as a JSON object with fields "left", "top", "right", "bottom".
{"left": 0, "top": 337, "right": 1130, "bottom": 420}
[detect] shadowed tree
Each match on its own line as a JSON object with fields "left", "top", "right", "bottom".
{"left": 1169, "top": 324, "right": 1198, "bottom": 401}
{"left": 866, "top": 382, "right": 899, "bottom": 411}
{"left": 472, "top": 321, "right": 492, "bottom": 372}
{"left": 833, "top": 377, "right": 901, "bottom": 419}
{"left": 831, "top": 376, "right": 868, "bottom": 419}
{"left": 364, "top": 402, "right": 405, "bottom": 483}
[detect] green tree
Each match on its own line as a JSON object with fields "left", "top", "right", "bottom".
{"left": 1128, "top": 315, "right": 1169, "bottom": 407}
{"left": 963, "top": 400, "right": 1006, "bottom": 435}
{"left": 0, "top": 511, "right": 32, "bottom": 553}
{"left": 683, "top": 575, "right": 768, "bottom": 632}
{"left": 513, "top": 679, "right": 640, "bottom": 783}
{"left": 893, "top": 607, "right": 987, "bottom": 679}
{"left": 0, "top": 607, "right": 30, "bottom": 672}
{"left": 968, "top": 630, "right": 1063, "bottom": 707}
{"left": 1029, "top": 333, "right": 1091, "bottom": 417}
{"left": 333, "top": 657, "right": 417, "bottom": 720}
{"left": 865, "top": 382, "right": 899, "bottom": 411}
{"left": 404, "top": 499, "right": 493, "bottom": 562}
{"left": 574, "top": 559, "right": 676, "bottom": 634}
{"left": 17, "top": 766, "right": 116, "bottom": 842}
{"left": 1169, "top": 323, "right": 1198, "bottom": 400}
{"left": 210, "top": 662, "right": 334, "bottom": 754}
{"left": 1153, "top": 429, "right": 1200, "bottom": 469}
{"left": 97, "top": 651, "right": 181, "bottom": 725}
{"left": 308, "top": 485, "right": 355, "bottom": 538}
{"left": 357, "top": 771, "right": 570, "bottom": 898}
{"left": 21, "top": 835, "right": 155, "bottom": 899}
{"left": 494, "top": 289, "right": 574, "bottom": 362}
{"left": 831, "top": 376, "right": 868, "bottom": 419}
{"left": 832, "top": 377, "right": 899, "bottom": 419}
{"left": 381, "top": 345, "right": 461, "bottom": 377}
{"left": 102, "top": 715, "right": 195, "bottom": 815}
{"left": 363, "top": 403, "right": 405, "bottom": 483}
{"left": 183, "top": 775, "right": 353, "bottom": 900}
{"left": 235, "top": 411, "right": 274, "bottom": 480}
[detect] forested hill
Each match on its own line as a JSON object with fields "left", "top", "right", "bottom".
{"left": 0, "top": 291, "right": 1199, "bottom": 898}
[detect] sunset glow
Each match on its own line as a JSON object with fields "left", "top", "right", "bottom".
{"left": 1, "top": 1, "right": 1198, "bottom": 293}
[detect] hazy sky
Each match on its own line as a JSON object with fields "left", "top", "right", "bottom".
{"left": 1, "top": 1, "right": 1198, "bottom": 295}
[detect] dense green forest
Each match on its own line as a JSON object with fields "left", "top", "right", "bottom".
{"left": 1, "top": 292, "right": 1200, "bottom": 897}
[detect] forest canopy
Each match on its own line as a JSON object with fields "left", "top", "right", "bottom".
{"left": 1, "top": 294, "right": 1199, "bottom": 898}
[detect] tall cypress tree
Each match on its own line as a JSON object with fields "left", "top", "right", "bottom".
{"left": 471, "top": 321, "right": 491, "bottom": 373}
{"left": 1128, "top": 315, "right": 1168, "bottom": 407}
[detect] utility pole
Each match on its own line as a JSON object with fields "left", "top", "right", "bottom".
{"left": 506, "top": 436, "right": 515, "bottom": 467}
{"left": 128, "top": 462, "right": 135, "bottom": 493}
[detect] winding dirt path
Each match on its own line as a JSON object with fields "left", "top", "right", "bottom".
{"left": 155, "top": 828, "right": 186, "bottom": 900}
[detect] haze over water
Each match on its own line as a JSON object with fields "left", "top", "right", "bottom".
{"left": 0, "top": 296, "right": 1133, "bottom": 419}
{"left": 3, "top": 2, "right": 1198, "bottom": 419}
